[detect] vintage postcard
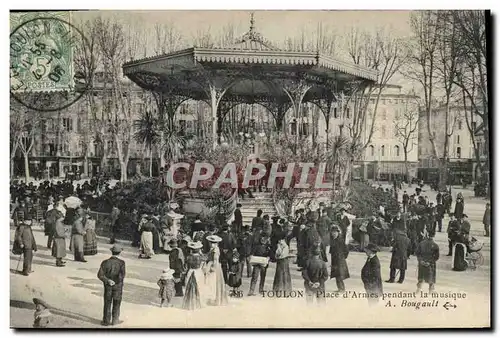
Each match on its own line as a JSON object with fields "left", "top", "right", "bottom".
{"left": 9, "top": 9, "right": 491, "bottom": 328}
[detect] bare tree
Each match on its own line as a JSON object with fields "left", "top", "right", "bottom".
{"left": 74, "top": 18, "right": 102, "bottom": 178}
{"left": 217, "top": 22, "right": 237, "bottom": 48}
{"left": 10, "top": 102, "right": 23, "bottom": 178}
{"left": 394, "top": 94, "right": 420, "bottom": 183}
{"left": 337, "top": 27, "right": 405, "bottom": 189}
{"left": 95, "top": 17, "right": 144, "bottom": 182}
{"left": 16, "top": 110, "right": 41, "bottom": 182}
{"left": 191, "top": 27, "right": 215, "bottom": 48}
{"left": 153, "top": 22, "right": 185, "bottom": 55}
{"left": 406, "top": 11, "right": 461, "bottom": 190}
{"left": 452, "top": 11, "right": 488, "bottom": 180}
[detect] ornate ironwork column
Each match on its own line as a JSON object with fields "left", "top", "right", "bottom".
{"left": 308, "top": 87, "right": 336, "bottom": 147}
{"left": 282, "top": 80, "right": 311, "bottom": 150}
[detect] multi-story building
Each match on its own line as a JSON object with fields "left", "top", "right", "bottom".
{"left": 418, "top": 103, "right": 484, "bottom": 183}
{"left": 11, "top": 76, "right": 419, "bottom": 182}
{"left": 357, "top": 84, "right": 420, "bottom": 181}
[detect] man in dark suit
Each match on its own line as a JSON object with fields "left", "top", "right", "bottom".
{"left": 402, "top": 191, "right": 409, "bottom": 212}
{"left": 416, "top": 234, "right": 439, "bottom": 293}
{"left": 435, "top": 201, "right": 445, "bottom": 232}
{"left": 218, "top": 224, "right": 237, "bottom": 284}
{"left": 386, "top": 229, "right": 411, "bottom": 284}
{"left": 233, "top": 204, "right": 243, "bottom": 235}
{"left": 13, "top": 220, "right": 37, "bottom": 276}
{"left": 302, "top": 245, "right": 329, "bottom": 304}
{"left": 97, "top": 245, "right": 126, "bottom": 326}
{"left": 251, "top": 209, "right": 264, "bottom": 231}
{"left": 361, "top": 243, "right": 383, "bottom": 305}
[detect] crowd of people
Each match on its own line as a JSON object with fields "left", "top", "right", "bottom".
{"left": 11, "top": 177, "right": 490, "bottom": 326}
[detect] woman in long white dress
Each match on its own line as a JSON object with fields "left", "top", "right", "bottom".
{"left": 204, "top": 235, "right": 228, "bottom": 306}
{"left": 139, "top": 215, "right": 155, "bottom": 259}
{"left": 182, "top": 241, "right": 207, "bottom": 310}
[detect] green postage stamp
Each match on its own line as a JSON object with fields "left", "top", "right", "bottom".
{"left": 10, "top": 11, "right": 77, "bottom": 93}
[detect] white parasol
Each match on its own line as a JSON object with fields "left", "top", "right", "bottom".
{"left": 64, "top": 196, "right": 82, "bottom": 209}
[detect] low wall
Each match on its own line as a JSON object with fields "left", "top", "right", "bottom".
{"left": 182, "top": 198, "right": 211, "bottom": 217}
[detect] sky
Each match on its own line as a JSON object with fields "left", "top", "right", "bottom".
{"left": 73, "top": 10, "right": 416, "bottom": 89}
{"left": 75, "top": 10, "right": 413, "bottom": 40}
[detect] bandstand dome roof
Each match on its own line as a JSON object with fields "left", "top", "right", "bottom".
{"left": 123, "top": 16, "right": 378, "bottom": 104}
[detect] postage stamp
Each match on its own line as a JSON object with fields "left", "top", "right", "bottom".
{"left": 10, "top": 11, "right": 88, "bottom": 112}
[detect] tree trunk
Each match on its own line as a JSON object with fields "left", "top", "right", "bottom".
{"left": 404, "top": 150, "right": 409, "bottom": 185}
{"left": 83, "top": 151, "right": 89, "bottom": 178}
{"left": 135, "top": 161, "right": 142, "bottom": 178}
{"left": 438, "top": 158, "right": 448, "bottom": 190}
{"left": 23, "top": 153, "right": 30, "bottom": 183}
{"left": 120, "top": 160, "right": 128, "bottom": 182}
{"left": 10, "top": 158, "right": 15, "bottom": 179}
{"left": 100, "top": 147, "right": 107, "bottom": 175}
{"left": 159, "top": 134, "right": 166, "bottom": 169}
{"left": 149, "top": 147, "right": 153, "bottom": 177}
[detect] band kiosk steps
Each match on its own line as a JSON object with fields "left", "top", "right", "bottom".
{"left": 237, "top": 192, "right": 278, "bottom": 227}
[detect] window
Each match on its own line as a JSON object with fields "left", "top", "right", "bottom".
{"left": 394, "top": 145, "right": 400, "bottom": 157}
{"left": 346, "top": 107, "right": 350, "bottom": 119}
{"left": 135, "top": 103, "right": 144, "bottom": 113}
{"left": 179, "top": 120, "right": 186, "bottom": 136}
{"left": 333, "top": 107, "right": 338, "bottom": 118}
{"left": 300, "top": 123, "right": 309, "bottom": 136}
{"left": 457, "top": 147, "right": 461, "bottom": 159}
{"left": 456, "top": 135, "right": 460, "bottom": 144}
{"left": 369, "top": 145, "right": 375, "bottom": 157}
{"left": 381, "top": 145, "right": 385, "bottom": 157}
{"left": 381, "top": 126, "right": 386, "bottom": 137}
{"left": 458, "top": 120, "right": 462, "bottom": 130}
{"left": 290, "top": 119, "right": 297, "bottom": 135}
{"left": 62, "top": 118, "right": 73, "bottom": 132}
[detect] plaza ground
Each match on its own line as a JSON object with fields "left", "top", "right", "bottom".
{"left": 10, "top": 184, "right": 491, "bottom": 328}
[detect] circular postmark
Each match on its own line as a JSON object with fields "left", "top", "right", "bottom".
{"left": 10, "top": 16, "right": 90, "bottom": 112}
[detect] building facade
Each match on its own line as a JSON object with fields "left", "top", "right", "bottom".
{"left": 11, "top": 77, "right": 419, "bottom": 182}
{"left": 358, "top": 85, "right": 420, "bottom": 181}
{"left": 418, "top": 103, "right": 484, "bottom": 183}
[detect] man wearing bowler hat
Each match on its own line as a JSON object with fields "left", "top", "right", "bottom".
{"left": 361, "top": 243, "right": 383, "bottom": 305}
{"left": 97, "top": 244, "right": 126, "bottom": 326}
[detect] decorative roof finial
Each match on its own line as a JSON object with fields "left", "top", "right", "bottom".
{"left": 250, "top": 12, "right": 255, "bottom": 34}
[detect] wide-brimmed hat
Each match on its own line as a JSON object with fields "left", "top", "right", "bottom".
{"left": 110, "top": 244, "right": 123, "bottom": 254}
{"left": 187, "top": 241, "right": 203, "bottom": 250}
{"left": 365, "top": 243, "right": 380, "bottom": 253}
{"left": 331, "top": 225, "right": 341, "bottom": 233}
{"left": 206, "top": 235, "right": 222, "bottom": 243}
{"left": 33, "top": 298, "right": 50, "bottom": 309}
{"left": 160, "top": 268, "right": 175, "bottom": 279}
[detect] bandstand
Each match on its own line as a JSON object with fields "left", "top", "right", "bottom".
{"left": 122, "top": 15, "right": 378, "bottom": 149}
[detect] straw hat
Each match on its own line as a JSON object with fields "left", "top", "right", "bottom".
{"left": 206, "top": 235, "right": 222, "bottom": 243}
{"left": 33, "top": 298, "right": 50, "bottom": 309}
{"left": 160, "top": 268, "right": 175, "bottom": 280}
{"left": 187, "top": 241, "right": 203, "bottom": 250}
